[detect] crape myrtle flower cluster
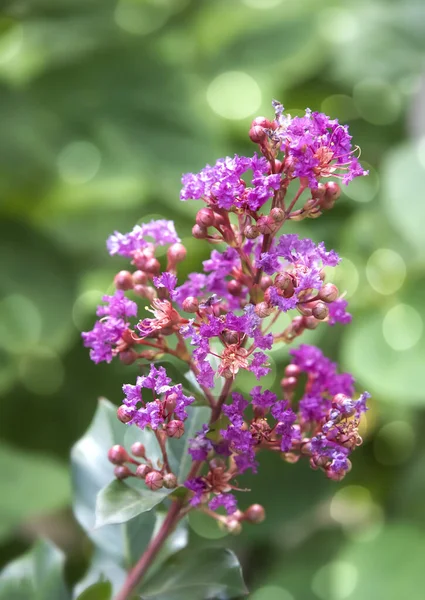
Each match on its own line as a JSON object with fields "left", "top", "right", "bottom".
{"left": 83, "top": 101, "right": 369, "bottom": 533}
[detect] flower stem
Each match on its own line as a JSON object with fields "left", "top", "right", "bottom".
{"left": 115, "top": 499, "right": 183, "bottom": 600}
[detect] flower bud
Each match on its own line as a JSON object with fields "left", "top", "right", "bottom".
{"left": 249, "top": 125, "right": 266, "bottom": 143}
{"left": 192, "top": 224, "right": 207, "bottom": 239}
{"left": 119, "top": 349, "right": 137, "bottom": 365}
{"left": 196, "top": 208, "right": 215, "bottom": 228}
{"left": 291, "top": 316, "right": 304, "bottom": 335}
{"left": 165, "top": 420, "right": 185, "bottom": 439}
{"left": 117, "top": 405, "right": 132, "bottom": 423}
{"left": 260, "top": 275, "right": 273, "bottom": 290}
{"left": 114, "top": 465, "right": 132, "bottom": 480}
{"left": 163, "top": 473, "right": 178, "bottom": 489}
{"left": 297, "top": 304, "right": 312, "bottom": 317}
{"left": 257, "top": 216, "right": 275, "bottom": 235}
{"left": 312, "top": 301, "right": 329, "bottom": 320}
{"left": 144, "top": 257, "right": 160, "bottom": 274}
{"left": 167, "top": 243, "right": 187, "bottom": 266}
{"left": 108, "top": 445, "right": 129, "bottom": 465}
{"left": 131, "top": 442, "right": 146, "bottom": 458}
{"left": 227, "top": 279, "right": 242, "bottom": 296}
{"left": 222, "top": 329, "right": 240, "bottom": 345}
{"left": 274, "top": 272, "right": 292, "bottom": 291}
{"left": 136, "top": 464, "right": 151, "bottom": 479}
{"left": 303, "top": 316, "right": 319, "bottom": 329}
{"left": 285, "top": 364, "right": 301, "bottom": 378}
{"left": 252, "top": 116, "right": 272, "bottom": 128}
{"left": 255, "top": 301, "right": 273, "bottom": 318}
{"left": 213, "top": 212, "right": 227, "bottom": 228}
{"left": 132, "top": 270, "right": 148, "bottom": 285}
{"left": 244, "top": 225, "right": 259, "bottom": 239}
{"left": 133, "top": 285, "right": 156, "bottom": 302}
{"left": 182, "top": 296, "right": 199, "bottom": 313}
{"left": 244, "top": 503, "right": 266, "bottom": 524}
{"left": 311, "top": 183, "right": 326, "bottom": 199}
{"left": 164, "top": 391, "right": 178, "bottom": 414}
{"left": 325, "top": 181, "right": 341, "bottom": 202}
{"left": 145, "top": 470, "right": 163, "bottom": 491}
{"left": 270, "top": 207, "right": 285, "bottom": 223}
{"left": 281, "top": 376, "right": 297, "bottom": 392}
{"left": 319, "top": 283, "right": 339, "bottom": 303}
{"left": 114, "top": 270, "right": 133, "bottom": 290}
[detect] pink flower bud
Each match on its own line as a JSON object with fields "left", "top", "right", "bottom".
{"left": 274, "top": 272, "right": 292, "bottom": 291}
{"left": 319, "top": 283, "right": 339, "bottom": 303}
{"left": 244, "top": 225, "right": 259, "bottom": 239}
{"left": 244, "top": 504, "right": 266, "bottom": 524}
{"left": 132, "top": 270, "right": 148, "bottom": 285}
{"left": 222, "top": 329, "right": 239, "bottom": 345}
{"left": 281, "top": 376, "right": 297, "bottom": 391}
{"left": 255, "top": 302, "right": 273, "bottom": 318}
{"left": 192, "top": 224, "right": 207, "bottom": 239}
{"left": 227, "top": 279, "right": 243, "bottom": 296}
{"left": 249, "top": 125, "right": 266, "bottom": 143}
{"left": 285, "top": 364, "right": 301, "bottom": 378}
{"left": 119, "top": 350, "right": 137, "bottom": 365}
{"left": 163, "top": 473, "right": 178, "bottom": 489}
{"left": 144, "top": 257, "right": 160, "bottom": 274}
{"left": 164, "top": 392, "right": 178, "bottom": 414}
{"left": 182, "top": 296, "right": 199, "bottom": 313}
{"left": 312, "top": 301, "right": 329, "bottom": 320}
{"left": 260, "top": 275, "right": 273, "bottom": 290}
{"left": 257, "top": 216, "right": 275, "bottom": 235}
{"left": 136, "top": 464, "right": 151, "bottom": 479}
{"left": 114, "top": 270, "right": 134, "bottom": 290}
{"left": 167, "top": 243, "right": 187, "bottom": 265}
{"left": 311, "top": 184, "right": 326, "bottom": 199}
{"left": 165, "top": 420, "right": 185, "bottom": 439}
{"left": 117, "top": 405, "right": 132, "bottom": 423}
{"left": 114, "top": 465, "right": 132, "bottom": 480}
{"left": 131, "top": 442, "right": 146, "bottom": 458}
{"left": 270, "top": 207, "right": 285, "bottom": 223}
{"left": 145, "top": 470, "right": 163, "bottom": 491}
{"left": 303, "top": 316, "right": 319, "bottom": 329}
{"left": 225, "top": 518, "right": 242, "bottom": 535}
{"left": 252, "top": 116, "right": 272, "bottom": 128}
{"left": 196, "top": 208, "right": 215, "bottom": 228}
{"left": 108, "top": 445, "right": 129, "bottom": 465}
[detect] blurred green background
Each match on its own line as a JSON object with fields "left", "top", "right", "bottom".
{"left": 1, "top": 0, "right": 425, "bottom": 598}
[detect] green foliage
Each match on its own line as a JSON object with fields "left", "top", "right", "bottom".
{"left": 76, "top": 581, "right": 112, "bottom": 600}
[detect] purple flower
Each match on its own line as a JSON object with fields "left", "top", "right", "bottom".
{"left": 188, "top": 425, "right": 213, "bottom": 461}
{"left": 107, "top": 220, "right": 180, "bottom": 257}
{"left": 209, "top": 493, "right": 238, "bottom": 515}
{"left": 249, "top": 352, "right": 270, "bottom": 380}
{"left": 222, "top": 393, "right": 248, "bottom": 427}
{"left": 185, "top": 477, "right": 208, "bottom": 506}
{"left": 272, "top": 401, "right": 297, "bottom": 452}
{"left": 328, "top": 298, "right": 352, "bottom": 326}
{"left": 250, "top": 386, "right": 277, "bottom": 408}
{"left": 153, "top": 273, "right": 177, "bottom": 293}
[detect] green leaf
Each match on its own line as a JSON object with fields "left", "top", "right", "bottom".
{"left": 139, "top": 548, "right": 247, "bottom": 600}
{"left": 168, "top": 406, "right": 211, "bottom": 483}
{"left": 0, "top": 442, "right": 70, "bottom": 542}
{"left": 95, "top": 480, "right": 171, "bottom": 527}
{"left": 76, "top": 582, "right": 112, "bottom": 600}
{"left": 0, "top": 539, "right": 69, "bottom": 600}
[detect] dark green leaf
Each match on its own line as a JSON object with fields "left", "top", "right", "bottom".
{"left": 139, "top": 548, "right": 247, "bottom": 600}
{"left": 0, "top": 539, "right": 69, "bottom": 600}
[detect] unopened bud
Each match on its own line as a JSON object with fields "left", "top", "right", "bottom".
{"left": 227, "top": 279, "right": 242, "bottom": 296}
{"left": 196, "top": 207, "right": 215, "bottom": 228}
{"left": 165, "top": 420, "right": 185, "bottom": 439}
{"left": 119, "top": 350, "right": 137, "bottom": 365}
{"left": 274, "top": 272, "right": 292, "bottom": 291}
{"left": 133, "top": 285, "right": 156, "bottom": 302}
{"left": 257, "top": 216, "right": 275, "bottom": 235}
{"left": 252, "top": 116, "right": 272, "bottom": 128}
{"left": 114, "top": 270, "right": 133, "bottom": 290}
{"left": 192, "top": 224, "right": 207, "bottom": 239}
{"left": 281, "top": 376, "right": 297, "bottom": 391}
{"left": 182, "top": 296, "right": 198, "bottom": 313}
{"left": 222, "top": 329, "right": 240, "bottom": 344}
{"left": 270, "top": 207, "right": 285, "bottom": 223}
{"left": 167, "top": 243, "right": 187, "bottom": 265}
{"left": 144, "top": 257, "right": 160, "bottom": 274}
{"left": 117, "top": 405, "right": 132, "bottom": 423}
{"left": 285, "top": 364, "right": 301, "bottom": 378}
{"left": 114, "top": 465, "right": 132, "bottom": 480}
{"left": 255, "top": 301, "right": 273, "bottom": 318}
{"left": 108, "top": 445, "right": 129, "bottom": 465}
{"left": 311, "top": 183, "right": 326, "bottom": 199}
{"left": 303, "top": 316, "right": 320, "bottom": 329}
{"left": 164, "top": 392, "right": 178, "bottom": 414}
{"left": 319, "top": 283, "right": 339, "bottom": 303}
{"left": 244, "top": 225, "right": 259, "bottom": 239}
{"left": 163, "top": 473, "right": 178, "bottom": 489}
{"left": 312, "top": 301, "right": 329, "bottom": 320}
{"left": 244, "top": 504, "right": 266, "bottom": 524}
{"left": 136, "top": 464, "right": 151, "bottom": 479}
{"left": 260, "top": 275, "right": 273, "bottom": 290}
{"left": 297, "top": 303, "right": 312, "bottom": 317}
{"left": 145, "top": 470, "right": 163, "bottom": 491}
{"left": 132, "top": 270, "right": 148, "bottom": 285}
{"left": 321, "top": 181, "right": 341, "bottom": 210}
{"left": 249, "top": 125, "right": 266, "bottom": 143}
{"left": 291, "top": 316, "right": 304, "bottom": 335}
{"left": 131, "top": 442, "right": 146, "bottom": 458}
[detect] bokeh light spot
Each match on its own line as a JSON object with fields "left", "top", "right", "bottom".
{"left": 382, "top": 304, "right": 422, "bottom": 351}
{"left": 72, "top": 290, "right": 105, "bottom": 331}
{"left": 57, "top": 141, "right": 101, "bottom": 185}
{"left": 312, "top": 561, "right": 358, "bottom": 600}
{"left": 19, "top": 346, "right": 64, "bottom": 395}
{"left": 114, "top": 0, "right": 168, "bottom": 36}
{"left": 366, "top": 249, "right": 406, "bottom": 295}
{"left": 321, "top": 95, "right": 358, "bottom": 122}
{"left": 318, "top": 9, "right": 359, "bottom": 44}
{"left": 374, "top": 421, "right": 415, "bottom": 466}
{"left": 188, "top": 509, "right": 228, "bottom": 540}
{"left": 0, "top": 22, "right": 23, "bottom": 65}
{"left": 0, "top": 294, "right": 42, "bottom": 353}
{"left": 416, "top": 136, "right": 425, "bottom": 169}
{"left": 251, "top": 585, "right": 294, "bottom": 600}
{"left": 207, "top": 72, "right": 262, "bottom": 120}
{"left": 243, "top": 0, "right": 284, "bottom": 8}
{"left": 353, "top": 79, "right": 402, "bottom": 125}
{"left": 343, "top": 163, "right": 379, "bottom": 203}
